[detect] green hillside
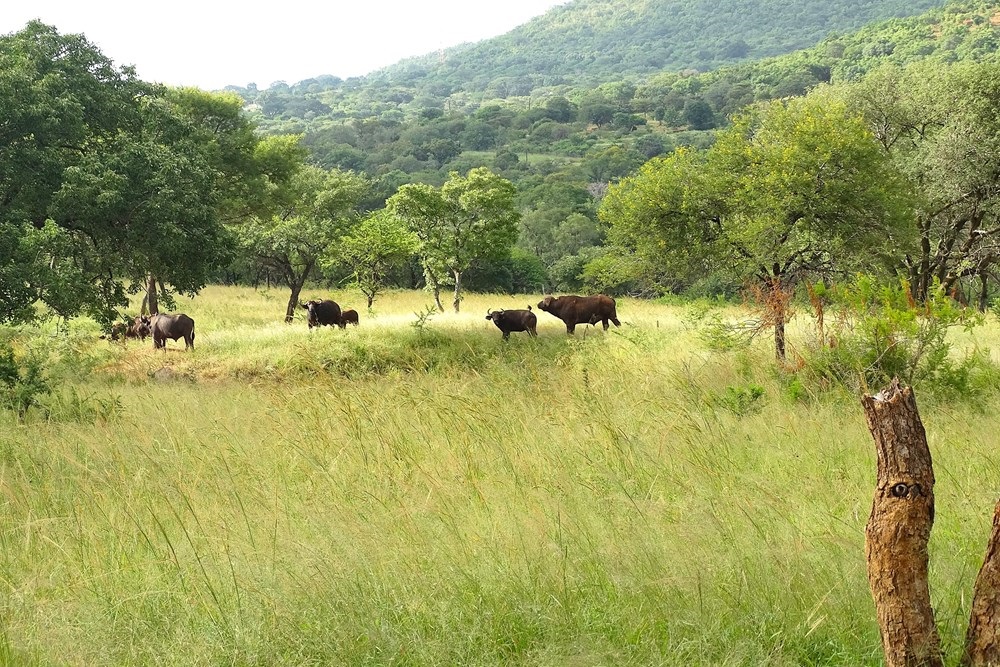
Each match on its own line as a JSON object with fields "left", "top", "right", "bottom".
{"left": 372, "top": 0, "right": 947, "bottom": 93}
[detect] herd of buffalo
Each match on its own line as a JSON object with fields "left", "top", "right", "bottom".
{"left": 101, "top": 294, "right": 621, "bottom": 349}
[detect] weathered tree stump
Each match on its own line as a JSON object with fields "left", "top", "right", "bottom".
{"left": 963, "top": 498, "right": 1000, "bottom": 666}
{"left": 861, "top": 379, "right": 943, "bottom": 667}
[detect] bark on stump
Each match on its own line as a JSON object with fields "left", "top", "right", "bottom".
{"left": 963, "top": 498, "right": 1000, "bottom": 666}
{"left": 861, "top": 379, "right": 943, "bottom": 667}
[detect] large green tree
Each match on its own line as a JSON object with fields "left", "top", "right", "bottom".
{"left": 601, "top": 92, "right": 913, "bottom": 360}
{"left": 0, "top": 22, "right": 280, "bottom": 325}
{"left": 838, "top": 61, "right": 1000, "bottom": 308}
{"left": 238, "top": 166, "right": 368, "bottom": 321}
{"left": 387, "top": 167, "right": 519, "bottom": 312}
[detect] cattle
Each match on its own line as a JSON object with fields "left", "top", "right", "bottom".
{"left": 299, "top": 299, "right": 342, "bottom": 329}
{"left": 100, "top": 315, "right": 150, "bottom": 343}
{"left": 146, "top": 313, "right": 195, "bottom": 350}
{"left": 339, "top": 308, "right": 359, "bottom": 328}
{"left": 537, "top": 294, "right": 621, "bottom": 334}
{"left": 485, "top": 306, "right": 538, "bottom": 340}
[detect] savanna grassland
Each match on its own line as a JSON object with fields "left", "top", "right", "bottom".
{"left": 1, "top": 287, "right": 998, "bottom": 666}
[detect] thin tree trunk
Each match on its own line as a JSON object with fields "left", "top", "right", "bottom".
{"left": 146, "top": 274, "right": 159, "bottom": 316}
{"left": 367, "top": 295, "right": 374, "bottom": 309}
{"left": 426, "top": 272, "right": 443, "bottom": 312}
{"left": 453, "top": 270, "right": 462, "bottom": 313}
{"left": 978, "top": 271, "right": 990, "bottom": 312}
{"left": 861, "top": 379, "right": 943, "bottom": 667}
{"left": 962, "top": 498, "right": 1000, "bottom": 666}
{"left": 285, "top": 281, "right": 304, "bottom": 323}
{"left": 774, "top": 315, "right": 786, "bottom": 362}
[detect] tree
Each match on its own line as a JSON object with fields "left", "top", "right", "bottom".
{"left": 388, "top": 167, "right": 519, "bottom": 312}
{"left": 0, "top": 23, "right": 275, "bottom": 326}
{"left": 839, "top": 62, "right": 1000, "bottom": 307}
{"left": 335, "top": 210, "right": 418, "bottom": 309}
{"left": 601, "top": 92, "right": 913, "bottom": 360}
{"left": 238, "top": 166, "right": 368, "bottom": 322}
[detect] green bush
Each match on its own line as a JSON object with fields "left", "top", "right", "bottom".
{"left": 803, "top": 276, "right": 994, "bottom": 398}
{"left": 0, "top": 343, "right": 50, "bottom": 421}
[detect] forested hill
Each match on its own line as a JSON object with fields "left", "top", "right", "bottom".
{"left": 354, "top": 0, "right": 945, "bottom": 94}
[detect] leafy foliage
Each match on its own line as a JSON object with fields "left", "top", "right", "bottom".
{"left": 0, "top": 343, "right": 49, "bottom": 421}
{"left": 0, "top": 23, "right": 284, "bottom": 324}
{"left": 336, "top": 210, "right": 419, "bottom": 308}
{"left": 388, "top": 168, "right": 519, "bottom": 311}
{"left": 237, "top": 166, "right": 368, "bottom": 320}
{"left": 805, "top": 277, "right": 991, "bottom": 397}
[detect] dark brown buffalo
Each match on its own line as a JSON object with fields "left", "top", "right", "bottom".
{"left": 339, "top": 309, "right": 359, "bottom": 328}
{"left": 146, "top": 313, "right": 195, "bottom": 350}
{"left": 485, "top": 306, "right": 537, "bottom": 340}
{"left": 537, "top": 294, "right": 621, "bottom": 334}
{"left": 101, "top": 315, "right": 150, "bottom": 343}
{"left": 299, "top": 299, "right": 341, "bottom": 329}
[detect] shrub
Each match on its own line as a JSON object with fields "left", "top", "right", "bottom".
{"left": 0, "top": 343, "right": 50, "bottom": 421}
{"left": 804, "top": 277, "right": 991, "bottom": 397}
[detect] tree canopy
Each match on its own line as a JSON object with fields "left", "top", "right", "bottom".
{"left": 601, "top": 92, "right": 913, "bottom": 357}
{"left": 0, "top": 22, "right": 285, "bottom": 324}
{"left": 388, "top": 168, "right": 519, "bottom": 312}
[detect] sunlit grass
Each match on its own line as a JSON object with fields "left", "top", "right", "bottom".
{"left": 0, "top": 286, "right": 997, "bottom": 665}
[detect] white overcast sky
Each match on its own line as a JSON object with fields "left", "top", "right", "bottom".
{"left": 3, "top": 1, "right": 568, "bottom": 90}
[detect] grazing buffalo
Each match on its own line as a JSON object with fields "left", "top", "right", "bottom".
{"left": 339, "top": 309, "right": 359, "bottom": 328}
{"left": 537, "top": 294, "right": 620, "bottom": 334}
{"left": 101, "top": 315, "right": 150, "bottom": 343}
{"left": 146, "top": 313, "right": 195, "bottom": 350}
{"left": 485, "top": 306, "right": 537, "bottom": 340}
{"left": 299, "top": 299, "right": 342, "bottom": 329}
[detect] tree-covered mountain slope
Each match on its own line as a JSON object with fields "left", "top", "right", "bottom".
{"left": 364, "top": 0, "right": 946, "bottom": 94}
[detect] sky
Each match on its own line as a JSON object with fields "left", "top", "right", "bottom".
{"left": 3, "top": 1, "right": 568, "bottom": 90}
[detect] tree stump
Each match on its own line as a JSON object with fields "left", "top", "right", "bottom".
{"left": 861, "top": 379, "right": 944, "bottom": 667}
{"left": 963, "top": 498, "right": 1000, "bottom": 666}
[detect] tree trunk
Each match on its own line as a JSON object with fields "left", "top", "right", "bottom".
{"left": 962, "top": 498, "right": 1000, "bottom": 666}
{"left": 285, "top": 281, "right": 304, "bottom": 323}
{"left": 978, "top": 271, "right": 990, "bottom": 312}
{"left": 861, "top": 379, "right": 943, "bottom": 667}
{"left": 146, "top": 274, "right": 159, "bottom": 316}
{"left": 426, "top": 273, "right": 443, "bottom": 312}
{"left": 367, "top": 295, "right": 374, "bottom": 309}
{"left": 453, "top": 270, "right": 462, "bottom": 313}
{"left": 774, "top": 315, "right": 786, "bottom": 362}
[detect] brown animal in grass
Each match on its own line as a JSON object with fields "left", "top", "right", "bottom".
{"left": 485, "top": 306, "right": 537, "bottom": 340}
{"left": 537, "top": 294, "right": 620, "bottom": 334}
{"left": 338, "top": 309, "right": 359, "bottom": 328}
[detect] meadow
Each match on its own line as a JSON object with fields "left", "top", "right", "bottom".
{"left": 1, "top": 286, "right": 998, "bottom": 666}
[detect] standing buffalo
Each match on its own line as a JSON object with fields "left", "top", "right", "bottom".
{"left": 537, "top": 294, "right": 621, "bottom": 334}
{"left": 299, "top": 299, "right": 342, "bottom": 329}
{"left": 101, "top": 315, "right": 150, "bottom": 343}
{"left": 146, "top": 313, "right": 195, "bottom": 350}
{"left": 339, "top": 309, "right": 359, "bottom": 328}
{"left": 485, "top": 306, "right": 537, "bottom": 340}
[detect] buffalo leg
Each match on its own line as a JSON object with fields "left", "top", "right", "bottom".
{"left": 502, "top": 331, "right": 510, "bottom": 340}
{"left": 566, "top": 323, "right": 575, "bottom": 334}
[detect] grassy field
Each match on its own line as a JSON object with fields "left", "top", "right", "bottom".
{"left": 1, "top": 286, "right": 998, "bottom": 665}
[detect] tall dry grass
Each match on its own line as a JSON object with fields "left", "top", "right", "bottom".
{"left": 0, "top": 287, "right": 998, "bottom": 665}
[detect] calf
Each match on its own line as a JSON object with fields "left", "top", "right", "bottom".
{"left": 339, "top": 309, "right": 359, "bottom": 328}
{"left": 101, "top": 315, "right": 150, "bottom": 343}
{"left": 485, "top": 306, "right": 538, "bottom": 340}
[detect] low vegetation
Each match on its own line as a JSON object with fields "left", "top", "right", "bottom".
{"left": 1, "top": 287, "right": 998, "bottom": 665}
